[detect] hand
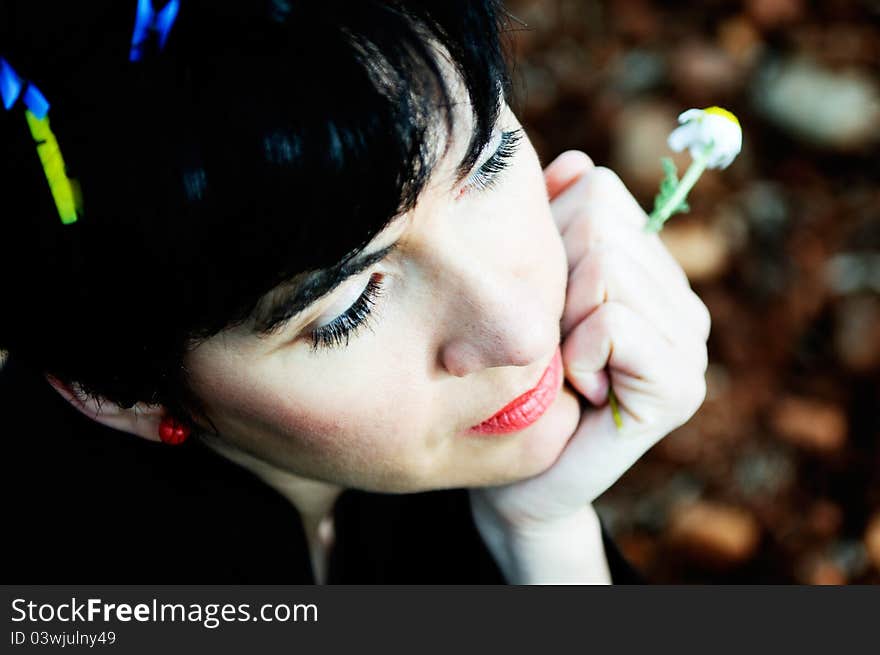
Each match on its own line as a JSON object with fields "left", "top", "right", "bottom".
{"left": 471, "top": 151, "right": 711, "bottom": 537}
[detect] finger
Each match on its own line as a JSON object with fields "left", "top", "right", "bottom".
{"left": 529, "top": 303, "right": 708, "bottom": 508}
{"left": 568, "top": 367, "right": 610, "bottom": 407}
{"left": 562, "top": 301, "right": 706, "bottom": 425}
{"left": 553, "top": 167, "right": 691, "bottom": 290}
{"left": 554, "top": 167, "right": 644, "bottom": 232}
{"left": 543, "top": 150, "right": 594, "bottom": 203}
{"left": 562, "top": 244, "right": 676, "bottom": 343}
{"left": 562, "top": 243, "right": 710, "bottom": 349}
{"left": 562, "top": 198, "right": 693, "bottom": 297}
{"left": 683, "top": 288, "right": 712, "bottom": 343}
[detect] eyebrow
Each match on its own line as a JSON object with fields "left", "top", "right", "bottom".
{"left": 251, "top": 241, "right": 400, "bottom": 336}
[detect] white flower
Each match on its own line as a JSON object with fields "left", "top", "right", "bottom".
{"left": 667, "top": 106, "right": 742, "bottom": 169}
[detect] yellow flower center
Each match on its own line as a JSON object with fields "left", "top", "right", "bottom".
{"left": 703, "top": 106, "right": 740, "bottom": 127}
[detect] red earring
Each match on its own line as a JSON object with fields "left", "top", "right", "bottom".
{"left": 158, "top": 416, "right": 191, "bottom": 445}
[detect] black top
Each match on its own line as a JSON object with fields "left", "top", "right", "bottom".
{"left": 1, "top": 356, "right": 641, "bottom": 583}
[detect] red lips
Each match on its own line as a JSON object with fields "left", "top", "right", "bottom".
{"left": 467, "top": 346, "right": 563, "bottom": 435}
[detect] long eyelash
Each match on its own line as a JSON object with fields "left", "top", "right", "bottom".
{"left": 464, "top": 128, "right": 524, "bottom": 193}
{"left": 309, "top": 273, "right": 385, "bottom": 352}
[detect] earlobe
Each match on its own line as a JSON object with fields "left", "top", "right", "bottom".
{"left": 45, "top": 374, "right": 166, "bottom": 443}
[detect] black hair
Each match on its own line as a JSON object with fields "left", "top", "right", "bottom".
{"left": 0, "top": 0, "right": 514, "bottom": 422}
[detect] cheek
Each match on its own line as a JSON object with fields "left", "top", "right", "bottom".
{"left": 191, "top": 347, "right": 433, "bottom": 476}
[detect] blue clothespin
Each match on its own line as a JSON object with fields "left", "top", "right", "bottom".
{"left": 129, "top": 0, "right": 181, "bottom": 62}
{"left": 0, "top": 57, "right": 21, "bottom": 110}
{"left": 0, "top": 57, "right": 50, "bottom": 118}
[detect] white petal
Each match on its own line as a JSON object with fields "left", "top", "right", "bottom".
{"left": 677, "top": 108, "right": 704, "bottom": 124}
{"left": 700, "top": 115, "right": 742, "bottom": 169}
{"left": 668, "top": 123, "right": 700, "bottom": 152}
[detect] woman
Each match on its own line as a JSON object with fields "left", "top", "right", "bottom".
{"left": 0, "top": 0, "right": 709, "bottom": 583}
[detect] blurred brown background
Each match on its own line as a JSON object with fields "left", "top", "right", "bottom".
{"left": 505, "top": 0, "right": 880, "bottom": 583}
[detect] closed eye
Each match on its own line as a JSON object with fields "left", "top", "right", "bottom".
{"left": 301, "top": 128, "right": 525, "bottom": 353}
{"left": 459, "top": 128, "right": 523, "bottom": 195}
{"left": 305, "top": 272, "right": 386, "bottom": 352}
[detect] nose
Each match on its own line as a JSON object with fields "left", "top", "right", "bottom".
{"left": 437, "top": 259, "right": 560, "bottom": 378}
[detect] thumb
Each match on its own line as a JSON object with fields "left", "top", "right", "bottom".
{"left": 544, "top": 150, "right": 594, "bottom": 201}
{"left": 562, "top": 321, "right": 611, "bottom": 408}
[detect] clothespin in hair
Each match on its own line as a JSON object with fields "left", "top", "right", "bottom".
{"left": 129, "top": 0, "right": 181, "bottom": 62}
{"left": 24, "top": 111, "right": 83, "bottom": 225}
{"left": 0, "top": 56, "right": 82, "bottom": 225}
{"left": 0, "top": 57, "right": 49, "bottom": 118}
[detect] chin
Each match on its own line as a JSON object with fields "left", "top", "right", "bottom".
{"left": 471, "top": 382, "right": 581, "bottom": 488}
{"left": 514, "top": 383, "right": 581, "bottom": 478}
{"left": 379, "top": 385, "right": 582, "bottom": 493}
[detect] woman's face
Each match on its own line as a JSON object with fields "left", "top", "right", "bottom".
{"left": 185, "top": 97, "right": 581, "bottom": 493}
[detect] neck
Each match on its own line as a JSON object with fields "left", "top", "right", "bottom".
{"left": 198, "top": 433, "right": 343, "bottom": 532}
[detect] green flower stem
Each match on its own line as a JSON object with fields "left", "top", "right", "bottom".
{"left": 644, "top": 145, "right": 712, "bottom": 233}
{"left": 608, "top": 387, "right": 623, "bottom": 430}
{"left": 609, "top": 143, "right": 715, "bottom": 432}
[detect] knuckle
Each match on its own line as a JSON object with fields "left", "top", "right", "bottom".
{"left": 696, "top": 343, "right": 709, "bottom": 373}
{"left": 686, "top": 375, "right": 708, "bottom": 416}
{"left": 683, "top": 290, "right": 711, "bottom": 340}
{"left": 667, "top": 372, "right": 707, "bottom": 426}
{"left": 694, "top": 295, "right": 712, "bottom": 339}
